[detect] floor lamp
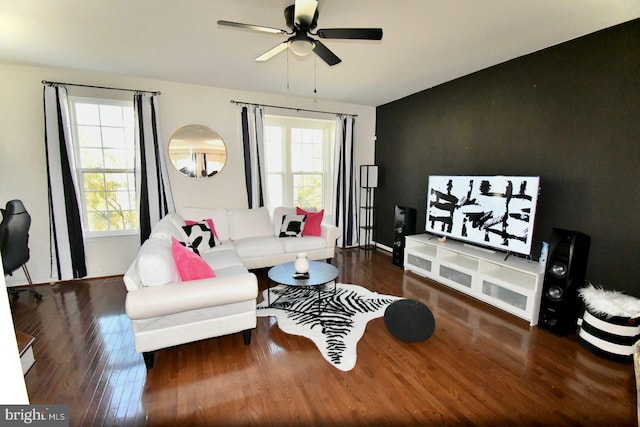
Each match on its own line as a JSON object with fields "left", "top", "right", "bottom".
{"left": 360, "top": 165, "right": 378, "bottom": 250}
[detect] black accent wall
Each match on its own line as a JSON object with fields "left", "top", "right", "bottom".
{"left": 375, "top": 19, "right": 640, "bottom": 295}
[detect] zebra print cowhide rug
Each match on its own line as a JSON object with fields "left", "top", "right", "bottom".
{"left": 257, "top": 283, "right": 400, "bottom": 371}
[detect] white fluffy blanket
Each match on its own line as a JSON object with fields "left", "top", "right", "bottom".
{"left": 579, "top": 284, "right": 640, "bottom": 319}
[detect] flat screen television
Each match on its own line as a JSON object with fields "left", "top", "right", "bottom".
{"left": 426, "top": 175, "right": 540, "bottom": 256}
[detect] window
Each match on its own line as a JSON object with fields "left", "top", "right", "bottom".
{"left": 264, "top": 116, "right": 335, "bottom": 215}
{"left": 69, "top": 97, "right": 137, "bottom": 236}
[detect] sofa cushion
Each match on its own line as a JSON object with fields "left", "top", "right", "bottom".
{"left": 171, "top": 237, "right": 216, "bottom": 281}
{"left": 229, "top": 207, "right": 273, "bottom": 240}
{"left": 136, "top": 238, "right": 179, "bottom": 287}
{"left": 233, "top": 236, "right": 285, "bottom": 259}
{"left": 279, "top": 214, "right": 307, "bottom": 238}
{"left": 297, "top": 207, "right": 324, "bottom": 236}
{"left": 182, "top": 220, "right": 220, "bottom": 253}
{"left": 180, "top": 207, "right": 230, "bottom": 242}
{"left": 200, "top": 247, "right": 245, "bottom": 271}
{"left": 280, "top": 236, "right": 328, "bottom": 253}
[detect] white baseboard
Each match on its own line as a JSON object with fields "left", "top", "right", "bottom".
{"left": 375, "top": 242, "right": 393, "bottom": 253}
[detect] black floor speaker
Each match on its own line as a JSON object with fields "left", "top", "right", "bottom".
{"left": 392, "top": 205, "right": 416, "bottom": 267}
{"left": 538, "top": 228, "right": 591, "bottom": 336}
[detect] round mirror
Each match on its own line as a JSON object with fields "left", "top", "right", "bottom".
{"left": 168, "top": 125, "right": 227, "bottom": 179}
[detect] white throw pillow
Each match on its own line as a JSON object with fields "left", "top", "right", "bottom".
{"left": 136, "top": 239, "right": 179, "bottom": 287}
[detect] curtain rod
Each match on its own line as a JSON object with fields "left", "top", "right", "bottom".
{"left": 229, "top": 100, "right": 357, "bottom": 117}
{"left": 42, "top": 80, "right": 161, "bottom": 95}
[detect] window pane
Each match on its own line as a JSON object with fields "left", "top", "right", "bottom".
{"left": 267, "top": 174, "right": 283, "bottom": 208}
{"left": 84, "top": 172, "right": 104, "bottom": 190}
{"left": 87, "top": 193, "right": 109, "bottom": 212}
{"left": 291, "top": 128, "right": 323, "bottom": 173}
{"left": 104, "top": 172, "right": 128, "bottom": 189}
{"left": 87, "top": 212, "right": 109, "bottom": 231}
{"left": 312, "top": 144, "right": 322, "bottom": 158}
{"left": 130, "top": 210, "right": 139, "bottom": 228}
{"left": 99, "top": 104, "right": 124, "bottom": 127}
{"left": 111, "top": 190, "right": 133, "bottom": 211}
{"left": 109, "top": 211, "right": 127, "bottom": 230}
{"left": 129, "top": 191, "right": 137, "bottom": 212}
{"left": 80, "top": 148, "right": 104, "bottom": 168}
{"left": 101, "top": 127, "right": 127, "bottom": 148}
{"left": 123, "top": 108, "right": 135, "bottom": 128}
{"left": 77, "top": 125, "right": 101, "bottom": 147}
{"left": 291, "top": 127, "right": 301, "bottom": 142}
{"left": 293, "top": 173, "right": 322, "bottom": 209}
{"left": 127, "top": 173, "right": 135, "bottom": 190}
{"left": 265, "top": 126, "right": 283, "bottom": 172}
{"left": 124, "top": 148, "right": 135, "bottom": 169}
{"left": 291, "top": 143, "right": 303, "bottom": 171}
{"left": 75, "top": 103, "right": 100, "bottom": 125}
{"left": 103, "top": 148, "right": 130, "bottom": 169}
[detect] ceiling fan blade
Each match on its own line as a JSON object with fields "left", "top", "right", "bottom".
{"left": 217, "top": 20, "right": 287, "bottom": 35}
{"left": 312, "top": 40, "right": 341, "bottom": 66}
{"left": 294, "top": 0, "right": 318, "bottom": 28}
{"left": 316, "top": 28, "right": 383, "bottom": 40}
{"left": 255, "top": 42, "right": 289, "bottom": 62}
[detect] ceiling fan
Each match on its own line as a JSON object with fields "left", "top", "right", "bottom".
{"left": 217, "top": 0, "right": 383, "bottom": 66}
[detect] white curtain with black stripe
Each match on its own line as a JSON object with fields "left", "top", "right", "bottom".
{"left": 333, "top": 115, "right": 358, "bottom": 248}
{"left": 43, "top": 85, "right": 87, "bottom": 280}
{"left": 239, "top": 104, "right": 267, "bottom": 208}
{"left": 133, "top": 93, "right": 175, "bottom": 243}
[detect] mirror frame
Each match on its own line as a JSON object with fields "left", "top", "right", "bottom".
{"left": 168, "top": 124, "right": 227, "bottom": 179}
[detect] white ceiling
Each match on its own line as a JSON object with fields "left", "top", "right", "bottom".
{"left": 1, "top": 0, "right": 639, "bottom": 106}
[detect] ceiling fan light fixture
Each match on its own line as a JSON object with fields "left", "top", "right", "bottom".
{"left": 289, "top": 38, "right": 315, "bottom": 56}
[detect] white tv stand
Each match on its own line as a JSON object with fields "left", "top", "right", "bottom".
{"left": 404, "top": 234, "right": 545, "bottom": 326}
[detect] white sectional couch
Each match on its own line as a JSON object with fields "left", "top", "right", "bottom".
{"left": 123, "top": 206, "right": 340, "bottom": 368}
{"left": 179, "top": 206, "right": 340, "bottom": 269}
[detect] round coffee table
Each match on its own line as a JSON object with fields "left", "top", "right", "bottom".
{"left": 267, "top": 261, "right": 339, "bottom": 312}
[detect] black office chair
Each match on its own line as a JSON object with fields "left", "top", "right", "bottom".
{"left": 0, "top": 200, "right": 42, "bottom": 300}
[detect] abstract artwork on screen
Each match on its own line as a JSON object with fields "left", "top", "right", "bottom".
{"left": 426, "top": 176, "right": 540, "bottom": 255}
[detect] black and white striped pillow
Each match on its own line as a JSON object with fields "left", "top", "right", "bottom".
{"left": 279, "top": 214, "right": 307, "bottom": 238}
{"left": 182, "top": 221, "right": 219, "bottom": 254}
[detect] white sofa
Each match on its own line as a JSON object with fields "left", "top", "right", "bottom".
{"left": 180, "top": 206, "right": 340, "bottom": 269}
{"left": 123, "top": 206, "right": 340, "bottom": 368}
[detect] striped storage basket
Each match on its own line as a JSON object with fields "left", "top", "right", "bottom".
{"left": 579, "top": 309, "right": 640, "bottom": 360}
{"left": 578, "top": 285, "right": 640, "bottom": 361}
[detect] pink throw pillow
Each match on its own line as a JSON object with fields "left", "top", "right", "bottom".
{"left": 171, "top": 237, "right": 216, "bottom": 281}
{"left": 296, "top": 207, "right": 324, "bottom": 236}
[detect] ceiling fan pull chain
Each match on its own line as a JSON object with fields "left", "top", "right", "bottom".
{"left": 314, "top": 55, "right": 317, "bottom": 94}
{"left": 287, "top": 48, "right": 290, "bottom": 91}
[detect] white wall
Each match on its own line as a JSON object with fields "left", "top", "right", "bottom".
{"left": 0, "top": 62, "right": 376, "bottom": 285}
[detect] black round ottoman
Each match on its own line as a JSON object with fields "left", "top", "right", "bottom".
{"left": 384, "top": 299, "right": 435, "bottom": 342}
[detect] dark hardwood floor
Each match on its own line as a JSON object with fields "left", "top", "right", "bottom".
{"left": 9, "top": 248, "right": 636, "bottom": 426}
